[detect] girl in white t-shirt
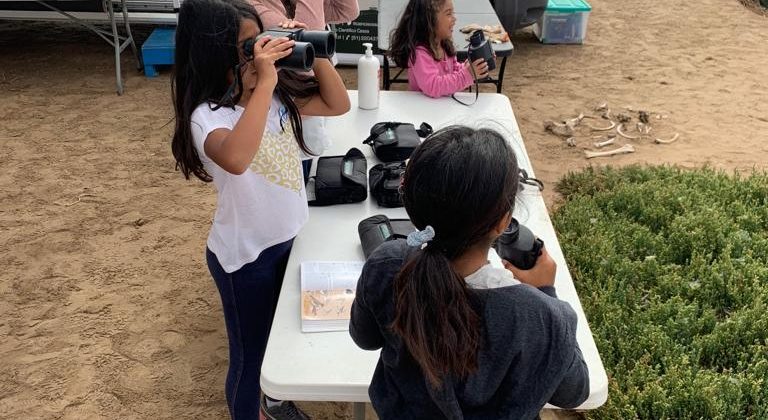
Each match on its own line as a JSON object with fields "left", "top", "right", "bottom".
{"left": 171, "top": 0, "right": 349, "bottom": 418}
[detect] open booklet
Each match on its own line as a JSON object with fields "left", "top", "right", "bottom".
{"left": 300, "top": 261, "right": 365, "bottom": 333}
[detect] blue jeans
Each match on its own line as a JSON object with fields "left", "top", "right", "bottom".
{"left": 206, "top": 239, "right": 294, "bottom": 420}
{"left": 301, "top": 159, "right": 312, "bottom": 185}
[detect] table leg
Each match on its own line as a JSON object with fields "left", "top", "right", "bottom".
{"left": 382, "top": 55, "right": 391, "bottom": 91}
{"left": 353, "top": 402, "right": 366, "bottom": 420}
{"left": 496, "top": 56, "right": 508, "bottom": 93}
{"left": 120, "top": 0, "right": 142, "bottom": 70}
{"left": 104, "top": 0, "right": 123, "bottom": 95}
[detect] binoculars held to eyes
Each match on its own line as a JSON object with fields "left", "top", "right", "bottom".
{"left": 242, "top": 27, "right": 336, "bottom": 71}
{"left": 493, "top": 218, "right": 543, "bottom": 270}
{"left": 468, "top": 30, "right": 496, "bottom": 72}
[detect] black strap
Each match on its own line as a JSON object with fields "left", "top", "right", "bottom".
{"left": 211, "top": 62, "right": 244, "bottom": 111}
{"left": 519, "top": 168, "right": 544, "bottom": 191}
{"left": 363, "top": 122, "right": 433, "bottom": 145}
{"left": 451, "top": 46, "right": 481, "bottom": 106}
{"left": 416, "top": 122, "right": 433, "bottom": 137}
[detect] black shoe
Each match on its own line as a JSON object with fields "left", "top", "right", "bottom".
{"left": 261, "top": 395, "right": 310, "bottom": 420}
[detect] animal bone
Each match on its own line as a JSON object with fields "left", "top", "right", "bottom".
{"left": 595, "top": 102, "right": 608, "bottom": 111}
{"left": 617, "top": 123, "right": 640, "bottom": 140}
{"left": 459, "top": 23, "right": 483, "bottom": 33}
{"left": 586, "top": 120, "right": 616, "bottom": 131}
{"left": 566, "top": 137, "right": 577, "bottom": 147}
{"left": 654, "top": 133, "right": 680, "bottom": 144}
{"left": 594, "top": 136, "right": 616, "bottom": 148}
{"left": 545, "top": 113, "right": 584, "bottom": 136}
{"left": 585, "top": 144, "right": 635, "bottom": 159}
{"left": 544, "top": 120, "right": 573, "bottom": 137}
{"left": 565, "top": 113, "right": 585, "bottom": 130}
{"left": 602, "top": 109, "right": 613, "bottom": 120}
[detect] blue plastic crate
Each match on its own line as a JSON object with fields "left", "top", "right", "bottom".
{"left": 534, "top": 0, "right": 592, "bottom": 44}
{"left": 142, "top": 27, "right": 176, "bottom": 77}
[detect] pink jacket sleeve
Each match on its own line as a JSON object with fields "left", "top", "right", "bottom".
{"left": 322, "top": 0, "right": 359, "bottom": 24}
{"left": 408, "top": 47, "right": 474, "bottom": 98}
{"left": 251, "top": 0, "right": 359, "bottom": 30}
{"left": 251, "top": 0, "right": 288, "bottom": 29}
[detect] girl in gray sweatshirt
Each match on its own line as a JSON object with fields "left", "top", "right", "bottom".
{"left": 350, "top": 126, "right": 590, "bottom": 419}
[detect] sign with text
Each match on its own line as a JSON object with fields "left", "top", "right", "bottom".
{"left": 334, "top": 9, "right": 379, "bottom": 55}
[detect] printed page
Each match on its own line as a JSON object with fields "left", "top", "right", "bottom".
{"left": 301, "top": 261, "right": 364, "bottom": 322}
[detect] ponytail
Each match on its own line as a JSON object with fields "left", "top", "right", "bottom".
{"left": 392, "top": 245, "right": 481, "bottom": 387}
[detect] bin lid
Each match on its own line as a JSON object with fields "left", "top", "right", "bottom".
{"left": 546, "top": 0, "right": 592, "bottom": 12}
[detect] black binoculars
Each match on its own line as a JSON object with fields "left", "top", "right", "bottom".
{"left": 493, "top": 218, "right": 543, "bottom": 270}
{"left": 243, "top": 27, "right": 336, "bottom": 71}
{"left": 468, "top": 30, "right": 496, "bottom": 72}
{"left": 358, "top": 215, "right": 415, "bottom": 259}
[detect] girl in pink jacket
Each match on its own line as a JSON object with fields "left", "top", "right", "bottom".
{"left": 389, "top": 0, "right": 489, "bottom": 98}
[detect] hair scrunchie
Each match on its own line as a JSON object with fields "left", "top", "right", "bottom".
{"left": 406, "top": 225, "right": 435, "bottom": 247}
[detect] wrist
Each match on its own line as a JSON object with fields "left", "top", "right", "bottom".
{"left": 312, "top": 57, "right": 332, "bottom": 70}
{"left": 254, "top": 79, "right": 276, "bottom": 92}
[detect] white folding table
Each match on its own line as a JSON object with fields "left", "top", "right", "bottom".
{"left": 261, "top": 91, "right": 608, "bottom": 420}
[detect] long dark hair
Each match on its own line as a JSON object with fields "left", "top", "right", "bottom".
{"left": 171, "top": 0, "right": 320, "bottom": 182}
{"left": 389, "top": 0, "right": 456, "bottom": 68}
{"left": 392, "top": 126, "right": 520, "bottom": 387}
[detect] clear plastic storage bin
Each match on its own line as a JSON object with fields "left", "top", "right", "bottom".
{"left": 534, "top": 0, "right": 592, "bottom": 44}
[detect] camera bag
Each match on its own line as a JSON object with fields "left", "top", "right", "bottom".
{"left": 358, "top": 215, "right": 416, "bottom": 258}
{"left": 362, "top": 122, "right": 433, "bottom": 162}
{"left": 368, "top": 161, "right": 406, "bottom": 208}
{"left": 308, "top": 147, "right": 367, "bottom": 206}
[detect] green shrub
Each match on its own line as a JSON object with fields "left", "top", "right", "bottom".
{"left": 552, "top": 166, "right": 768, "bottom": 419}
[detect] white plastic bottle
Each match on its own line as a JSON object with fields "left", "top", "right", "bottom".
{"left": 357, "top": 42, "right": 380, "bottom": 110}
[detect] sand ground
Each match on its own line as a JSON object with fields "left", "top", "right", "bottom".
{"left": 1, "top": 0, "right": 767, "bottom": 418}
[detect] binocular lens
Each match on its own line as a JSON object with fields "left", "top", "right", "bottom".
{"left": 242, "top": 37, "right": 315, "bottom": 71}
{"left": 493, "top": 218, "right": 543, "bottom": 270}
{"left": 299, "top": 31, "right": 336, "bottom": 58}
{"left": 470, "top": 30, "right": 486, "bottom": 46}
{"left": 243, "top": 38, "right": 255, "bottom": 60}
{"left": 284, "top": 42, "right": 314, "bottom": 71}
{"left": 497, "top": 218, "right": 520, "bottom": 244}
{"left": 244, "top": 28, "right": 335, "bottom": 71}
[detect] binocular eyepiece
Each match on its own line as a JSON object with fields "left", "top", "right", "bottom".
{"left": 243, "top": 27, "right": 336, "bottom": 72}
{"left": 468, "top": 30, "right": 496, "bottom": 72}
{"left": 493, "top": 218, "right": 543, "bottom": 270}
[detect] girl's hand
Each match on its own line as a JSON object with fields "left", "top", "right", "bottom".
{"left": 468, "top": 58, "right": 490, "bottom": 79}
{"left": 502, "top": 247, "right": 557, "bottom": 289}
{"left": 279, "top": 19, "right": 308, "bottom": 30}
{"left": 246, "top": 35, "right": 295, "bottom": 89}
